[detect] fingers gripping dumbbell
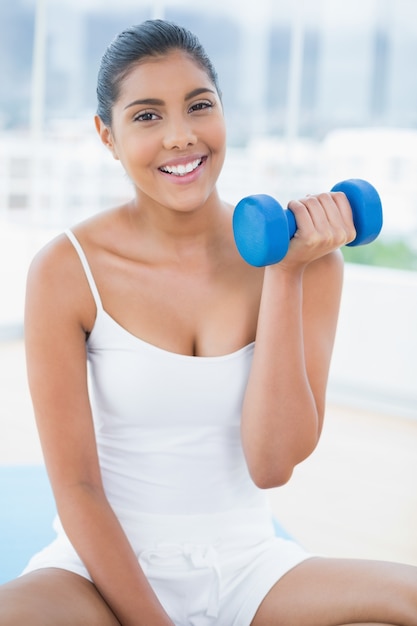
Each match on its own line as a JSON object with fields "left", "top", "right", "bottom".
{"left": 232, "top": 179, "right": 383, "bottom": 267}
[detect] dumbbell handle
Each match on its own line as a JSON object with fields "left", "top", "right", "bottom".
{"left": 233, "top": 179, "right": 383, "bottom": 267}
{"left": 282, "top": 205, "right": 297, "bottom": 239}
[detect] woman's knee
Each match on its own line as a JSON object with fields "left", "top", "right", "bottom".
{"left": 0, "top": 569, "right": 120, "bottom": 626}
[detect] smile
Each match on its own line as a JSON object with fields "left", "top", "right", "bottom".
{"left": 159, "top": 158, "right": 203, "bottom": 177}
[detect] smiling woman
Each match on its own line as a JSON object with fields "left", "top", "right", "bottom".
{"left": 0, "top": 18, "right": 416, "bottom": 626}
{"left": 95, "top": 48, "right": 226, "bottom": 214}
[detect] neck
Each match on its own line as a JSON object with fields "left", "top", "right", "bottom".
{"left": 125, "top": 189, "right": 232, "bottom": 264}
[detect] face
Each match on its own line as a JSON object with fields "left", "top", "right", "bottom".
{"left": 96, "top": 50, "right": 226, "bottom": 214}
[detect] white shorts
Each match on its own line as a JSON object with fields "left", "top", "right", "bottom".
{"left": 22, "top": 507, "right": 312, "bottom": 626}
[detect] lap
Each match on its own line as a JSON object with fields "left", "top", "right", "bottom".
{"left": 2, "top": 558, "right": 416, "bottom": 626}
{"left": 251, "top": 556, "right": 417, "bottom": 626}
{"left": 0, "top": 569, "right": 120, "bottom": 626}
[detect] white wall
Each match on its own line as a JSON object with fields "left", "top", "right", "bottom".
{"left": 328, "top": 263, "right": 417, "bottom": 420}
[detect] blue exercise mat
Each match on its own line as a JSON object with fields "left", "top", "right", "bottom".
{"left": 0, "top": 465, "right": 294, "bottom": 585}
{"left": 0, "top": 465, "right": 56, "bottom": 584}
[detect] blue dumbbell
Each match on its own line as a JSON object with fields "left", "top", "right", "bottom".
{"left": 233, "top": 178, "right": 383, "bottom": 267}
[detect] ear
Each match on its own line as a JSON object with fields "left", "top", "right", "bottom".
{"left": 94, "top": 115, "right": 119, "bottom": 160}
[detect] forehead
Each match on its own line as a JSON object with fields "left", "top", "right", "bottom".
{"left": 117, "top": 50, "right": 215, "bottom": 102}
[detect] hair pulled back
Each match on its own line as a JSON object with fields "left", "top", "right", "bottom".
{"left": 96, "top": 19, "right": 221, "bottom": 126}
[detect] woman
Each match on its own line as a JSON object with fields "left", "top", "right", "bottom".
{"left": 1, "top": 19, "right": 416, "bottom": 626}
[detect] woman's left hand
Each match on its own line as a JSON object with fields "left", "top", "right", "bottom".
{"left": 280, "top": 190, "right": 356, "bottom": 270}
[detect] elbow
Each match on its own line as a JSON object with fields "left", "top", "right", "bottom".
{"left": 246, "top": 437, "right": 318, "bottom": 489}
{"left": 243, "top": 422, "right": 320, "bottom": 490}
{"left": 249, "top": 460, "right": 295, "bottom": 490}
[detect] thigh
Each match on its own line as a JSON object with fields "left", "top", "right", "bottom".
{"left": 251, "top": 556, "right": 417, "bottom": 626}
{"left": 0, "top": 569, "right": 121, "bottom": 626}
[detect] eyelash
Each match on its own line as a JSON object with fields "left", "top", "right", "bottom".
{"left": 189, "top": 100, "right": 214, "bottom": 112}
{"left": 133, "top": 111, "right": 159, "bottom": 122}
{"left": 132, "top": 100, "right": 214, "bottom": 123}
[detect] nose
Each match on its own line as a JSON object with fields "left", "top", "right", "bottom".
{"left": 162, "top": 115, "right": 197, "bottom": 150}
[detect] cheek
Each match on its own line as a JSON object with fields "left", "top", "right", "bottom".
{"left": 205, "top": 118, "right": 226, "bottom": 165}
{"left": 213, "top": 123, "right": 227, "bottom": 168}
{"left": 211, "top": 116, "right": 227, "bottom": 147}
{"left": 118, "top": 132, "right": 157, "bottom": 171}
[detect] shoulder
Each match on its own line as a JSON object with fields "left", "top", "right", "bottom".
{"left": 25, "top": 233, "right": 87, "bottom": 333}
{"left": 26, "top": 221, "right": 100, "bottom": 336}
{"left": 28, "top": 206, "right": 121, "bottom": 283}
{"left": 26, "top": 207, "right": 127, "bottom": 331}
{"left": 27, "top": 231, "right": 79, "bottom": 291}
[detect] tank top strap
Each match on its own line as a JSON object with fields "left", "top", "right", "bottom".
{"left": 65, "top": 229, "right": 103, "bottom": 311}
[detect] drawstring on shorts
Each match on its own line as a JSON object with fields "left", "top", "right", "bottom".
{"left": 139, "top": 541, "right": 222, "bottom": 620}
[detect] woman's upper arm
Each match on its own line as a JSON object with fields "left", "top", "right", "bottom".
{"left": 24, "top": 236, "right": 101, "bottom": 496}
{"left": 302, "top": 249, "right": 344, "bottom": 429}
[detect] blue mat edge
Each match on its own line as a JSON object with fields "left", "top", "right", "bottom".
{"left": 0, "top": 465, "right": 293, "bottom": 584}
{"left": 0, "top": 465, "right": 57, "bottom": 583}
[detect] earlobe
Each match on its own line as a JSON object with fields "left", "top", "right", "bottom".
{"left": 94, "top": 115, "right": 119, "bottom": 160}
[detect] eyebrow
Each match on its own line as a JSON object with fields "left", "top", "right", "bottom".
{"left": 123, "top": 87, "right": 216, "bottom": 110}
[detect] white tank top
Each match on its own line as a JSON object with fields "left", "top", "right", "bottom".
{"left": 66, "top": 230, "right": 268, "bottom": 518}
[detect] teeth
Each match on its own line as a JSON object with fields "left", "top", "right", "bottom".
{"left": 161, "top": 159, "right": 201, "bottom": 176}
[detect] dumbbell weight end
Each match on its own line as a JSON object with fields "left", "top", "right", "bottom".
{"left": 233, "top": 194, "right": 297, "bottom": 267}
{"left": 331, "top": 179, "right": 383, "bottom": 246}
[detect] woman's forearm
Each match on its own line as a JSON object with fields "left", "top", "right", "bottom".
{"left": 57, "top": 485, "right": 174, "bottom": 626}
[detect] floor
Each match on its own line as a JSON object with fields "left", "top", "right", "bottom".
{"left": 1, "top": 338, "right": 416, "bottom": 567}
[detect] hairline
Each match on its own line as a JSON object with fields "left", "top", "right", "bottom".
{"left": 103, "top": 49, "right": 222, "bottom": 127}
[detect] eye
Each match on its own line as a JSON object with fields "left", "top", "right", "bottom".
{"left": 133, "top": 111, "right": 160, "bottom": 122}
{"left": 189, "top": 100, "right": 213, "bottom": 113}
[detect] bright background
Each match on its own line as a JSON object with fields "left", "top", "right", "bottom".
{"left": 0, "top": 0, "right": 416, "bottom": 572}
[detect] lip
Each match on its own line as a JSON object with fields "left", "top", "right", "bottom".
{"left": 158, "top": 155, "right": 207, "bottom": 184}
